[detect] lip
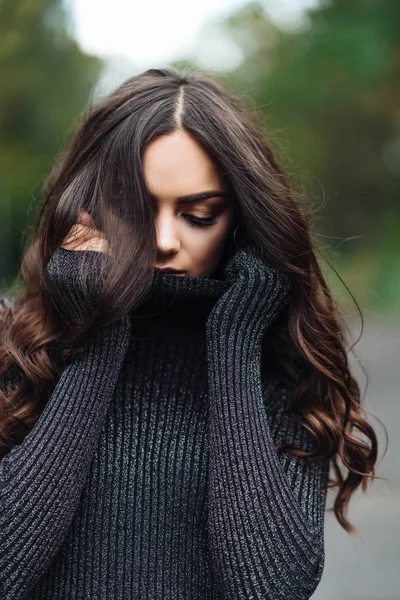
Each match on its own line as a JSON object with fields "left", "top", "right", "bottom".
{"left": 155, "top": 267, "right": 186, "bottom": 275}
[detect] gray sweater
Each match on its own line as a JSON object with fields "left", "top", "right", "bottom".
{"left": 0, "top": 245, "right": 330, "bottom": 599}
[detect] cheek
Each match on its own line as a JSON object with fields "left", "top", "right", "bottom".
{"left": 183, "top": 214, "right": 231, "bottom": 246}
{"left": 182, "top": 216, "right": 233, "bottom": 273}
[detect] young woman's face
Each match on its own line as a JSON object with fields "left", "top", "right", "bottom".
{"left": 143, "top": 129, "right": 237, "bottom": 278}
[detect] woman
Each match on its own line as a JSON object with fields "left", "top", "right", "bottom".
{"left": 0, "top": 67, "right": 379, "bottom": 599}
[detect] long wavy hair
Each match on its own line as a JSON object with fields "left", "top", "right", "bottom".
{"left": 0, "top": 66, "right": 383, "bottom": 535}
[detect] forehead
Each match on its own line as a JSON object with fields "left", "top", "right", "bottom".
{"left": 142, "top": 130, "right": 223, "bottom": 198}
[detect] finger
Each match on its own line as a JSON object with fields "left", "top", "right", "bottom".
{"left": 61, "top": 236, "right": 111, "bottom": 254}
{"left": 62, "top": 226, "right": 104, "bottom": 250}
{"left": 65, "top": 223, "right": 107, "bottom": 241}
{"left": 61, "top": 224, "right": 112, "bottom": 254}
{"left": 73, "top": 237, "right": 111, "bottom": 254}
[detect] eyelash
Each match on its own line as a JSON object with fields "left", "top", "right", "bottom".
{"left": 184, "top": 214, "right": 218, "bottom": 228}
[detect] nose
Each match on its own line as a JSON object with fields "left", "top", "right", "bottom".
{"left": 155, "top": 215, "right": 180, "bottom": 255}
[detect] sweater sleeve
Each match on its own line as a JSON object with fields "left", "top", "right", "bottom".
{"left": 204, "top": 250, "right": 330, "bottom": 600}
{"left": 0, "top": 251, "right": 132, "bottom": 599}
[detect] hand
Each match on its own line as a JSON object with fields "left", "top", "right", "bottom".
{"left": 46, "top": 211, "right": 114, "bottom": 324}
{"left": 207, "top": 244, "right": 291, "bottom": 341}
{"left": 61, "top": 210, "right": 112, "bottom": 255}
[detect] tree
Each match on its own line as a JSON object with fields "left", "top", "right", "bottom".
{"left": 0, "top": 0, "right": 103, "bottom": 280}
{"left": 221, "top": 0, "right": 400, "bottom": 250}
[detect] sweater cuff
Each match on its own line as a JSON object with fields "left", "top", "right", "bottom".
{"left": 45, "top": 247, "right": 114, "bottom": 324}
{"left": 206, "top": 261, "right": 290, "bottom": 347}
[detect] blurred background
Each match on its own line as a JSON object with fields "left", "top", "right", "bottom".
{"left": 0, "top": 0, "right": 398, "bottom": 596}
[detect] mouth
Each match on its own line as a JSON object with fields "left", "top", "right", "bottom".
{"left": 155, "top": 268, "right": 186, "bottom": 276}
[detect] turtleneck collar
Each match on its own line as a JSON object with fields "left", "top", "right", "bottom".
{"left": 146, "top": 266, "right": 229, "bottom": 306}
{"left": 128, "top": 242, "right": 266, "bottom": 343}
{"left": 129, "top": 243, "right": 250, "bottom": 340}
{"left": 129, "top": 258, "right": 229, "bottom": 342}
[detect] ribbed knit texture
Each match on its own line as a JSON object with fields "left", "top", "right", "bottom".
{"left": 0, "top": 245, "right": 330, "bottom": 599}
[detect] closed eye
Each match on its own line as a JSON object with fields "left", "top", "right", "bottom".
{"left": 183, "top": 214, "right": 218, "bottom": 228}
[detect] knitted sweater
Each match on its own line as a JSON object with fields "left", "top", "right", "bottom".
{"left": 0, "top": 244, "right": 330, "bottom": 600}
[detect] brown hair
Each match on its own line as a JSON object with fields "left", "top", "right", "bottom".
{"left": 0, "top": 66, "right": 384, "bottom": 535}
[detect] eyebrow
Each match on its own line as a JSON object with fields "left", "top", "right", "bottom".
{"left": 150, "top": 191, "right": 229, "bottom": 206}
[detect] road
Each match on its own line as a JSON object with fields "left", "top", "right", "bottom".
{"left": 312, "top": 311, "right": 399, "bottom": 600}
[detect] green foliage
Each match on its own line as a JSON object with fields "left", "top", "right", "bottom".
{"left": 0, "top": 0, "right": 103, "bottom": 276}
{"left": 222, "top": 0, "right": 399, "bottom": 240}
{"left": 218, "top": 0, "right": 400, "bottom": 311}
